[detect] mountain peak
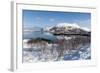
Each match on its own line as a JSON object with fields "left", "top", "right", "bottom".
{"left": 56, "top": 23, "right": 80, "bottom": 28}
{"left": 55, "top": 23, "right": 90, "bottom": 32}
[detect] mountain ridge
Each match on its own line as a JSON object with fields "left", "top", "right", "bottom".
{"left": 44, "top": 23, "right": 90, "bottom": 35}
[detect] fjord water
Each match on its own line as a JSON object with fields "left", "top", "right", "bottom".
{"left": 23, "top": 31, "right": 57, "bottom": 41}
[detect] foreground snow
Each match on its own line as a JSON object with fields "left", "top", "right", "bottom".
{"left": 63, "top": 45, "right": 91, "bottom": 60}
{"left": 23, "top": 43, "right": 91, "bottom": 63}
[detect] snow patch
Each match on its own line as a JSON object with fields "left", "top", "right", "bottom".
{"left": 54, "top": 22, "right": 90, "bottom": 32}
{"left": 56, "top": 23, "right": 80, "bottom": 28}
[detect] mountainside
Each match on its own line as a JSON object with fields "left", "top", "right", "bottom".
{"left": 45, "top": 23, "right": 91, "bottom": 35}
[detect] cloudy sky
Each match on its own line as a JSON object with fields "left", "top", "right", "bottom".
{"left": 23, "top": 10, "right": 91, "bottom": 29}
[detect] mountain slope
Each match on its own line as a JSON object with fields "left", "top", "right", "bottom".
{"left": 46, "top": 23, "right": 91, "bottom": 35}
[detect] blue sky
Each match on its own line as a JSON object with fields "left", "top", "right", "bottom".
{"left": 23, "top": 10, "right": 91, "bottom": 29}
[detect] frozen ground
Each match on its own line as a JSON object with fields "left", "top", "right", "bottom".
{"left": 22, "top": 41, "right": 91, "bottom": 63}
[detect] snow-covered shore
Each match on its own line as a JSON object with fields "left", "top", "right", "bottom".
{"left": 22, "top": 38, "right": 91, "bottom": 63}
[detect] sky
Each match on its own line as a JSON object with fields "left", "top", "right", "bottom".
{"left": 23, "top": 10, "right": 91, "bottom": 29}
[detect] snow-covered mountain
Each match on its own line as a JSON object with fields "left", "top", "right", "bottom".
{"left": 43, "top": 26, "right": 53, "bottom": 31}
{"left": 56, "top": 23, "right": 90, "bottom": 31}
{"left": 56, "top": 23, "right": 80, "bottom": 29}
{"left": 45, "top": 23, "right": 90, "bottom": 35}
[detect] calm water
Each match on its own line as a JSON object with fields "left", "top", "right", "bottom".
{"left": 23, "top": 31, "right": 57, "bottom": 41}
